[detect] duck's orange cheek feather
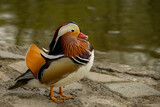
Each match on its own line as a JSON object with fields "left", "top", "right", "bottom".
{"left": 26, "top": 44, "right": 45, "bottom": 78}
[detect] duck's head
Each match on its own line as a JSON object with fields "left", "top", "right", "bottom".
{"left": 56, "top": 22, "right": 88, "bottom": 40}
{"left": 49, "top": 22, "right": 88, "bottom": 56}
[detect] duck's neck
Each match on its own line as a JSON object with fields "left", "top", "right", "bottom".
{"left": 61, "top": 35, "right": 88, "bottom": 58}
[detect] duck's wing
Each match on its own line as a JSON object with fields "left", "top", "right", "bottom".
{"left": 38, "top": 57, "right": 79, "bottom": 85}
{"left": 26, "top": 44, "right": 46, "bottom": 78}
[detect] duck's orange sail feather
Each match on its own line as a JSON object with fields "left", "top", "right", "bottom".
{"left": 26, "top": 44, "right": 45, "bottom": 78}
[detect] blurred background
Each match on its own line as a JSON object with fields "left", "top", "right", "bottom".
{"left": 0, "top": 0, "right": 160, "bottom": 72}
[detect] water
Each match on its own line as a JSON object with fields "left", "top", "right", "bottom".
{"left": 0, "top": 0, "right": 160, "bottom": 72}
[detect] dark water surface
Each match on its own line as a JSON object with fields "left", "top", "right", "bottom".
{"left": 0, "top": 0, "right": 160, "bottom": 72}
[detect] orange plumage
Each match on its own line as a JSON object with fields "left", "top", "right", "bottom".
{"left": 61, "top": 34, "right": 88, "bottom": 58}
{"left": 26, "top": 44, "right": 45, "bottom": 78}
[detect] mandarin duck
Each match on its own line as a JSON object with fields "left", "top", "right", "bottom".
{"left": 9, "top": 22, "right": 94, "bottom": 103}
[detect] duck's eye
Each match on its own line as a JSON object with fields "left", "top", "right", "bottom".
{"left": 71, "top": 30, "right": 75, "bottom": 32}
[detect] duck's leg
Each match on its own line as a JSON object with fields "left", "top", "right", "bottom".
{"left": 50, "top": 85, "right": 63, "bottom": 103}
{"left": 57, "top": 86, "right": 73, "bottom": 99}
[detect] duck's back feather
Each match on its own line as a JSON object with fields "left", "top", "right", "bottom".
{"left": 26, "top": 44, "right": 45, "bottom": 78}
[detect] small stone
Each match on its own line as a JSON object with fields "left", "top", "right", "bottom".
{"left": 8, "top": 61, "right": 27, "bottom": 73}
{"left": 132, "top": 78, "right": 137, "bottom": 81}
{"left": 85, "top": 72, "right": 127, "bottom": 82}
{"left": 104, "top": 82, "right": 160, "bottom": 98}
{"left": 0, "top": 50, "right": 25, "bottom": 59}
{"left": 53, "top": 82, "right": 83, "bottom": 92}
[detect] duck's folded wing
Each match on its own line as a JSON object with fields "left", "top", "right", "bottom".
{"left": 39, "top": 57, "right": 79, "bottom": 85}
{"left": 26, "top": 44, "right": 45, "bottom": 78}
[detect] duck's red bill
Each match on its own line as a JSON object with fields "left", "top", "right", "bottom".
{"left": 78, "top": 32, "right": 88, "bottom": 39}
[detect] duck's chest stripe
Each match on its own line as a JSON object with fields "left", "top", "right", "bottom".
{"left": 41, "top": 51, "right": 64, "bottom": 60}
{"left": 71, "top": 56, "right": 89, "bottom": 65}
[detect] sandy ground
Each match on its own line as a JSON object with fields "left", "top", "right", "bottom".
{"left": 0, "top": 44, "right": 160, "bottom": 107}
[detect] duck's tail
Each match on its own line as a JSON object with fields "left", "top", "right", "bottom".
{"left": 8, "top": 69, "right": 35, "bottom": 90}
